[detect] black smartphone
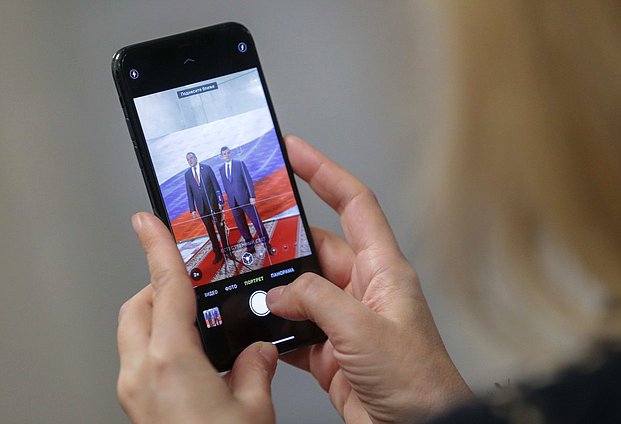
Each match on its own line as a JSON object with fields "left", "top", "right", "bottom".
{"left": 112, "top": 22, "right": 325, "bottom": 371}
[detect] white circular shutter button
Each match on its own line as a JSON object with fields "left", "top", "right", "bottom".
{"left": 249, "top": 290, "right": 270, "bottom": 316}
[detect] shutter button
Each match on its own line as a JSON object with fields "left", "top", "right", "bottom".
{"left": 249, "top": 291, "right": 270, "bottom": 316}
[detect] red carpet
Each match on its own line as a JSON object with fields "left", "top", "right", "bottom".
{"left": 171, "top": 166, "right": 296, "bottom": 242}
{"left": 191, "top": 227, "right": 244, "bottom": 285}
{"left": 192, "top": 215, "right": 300, "bottom": 287}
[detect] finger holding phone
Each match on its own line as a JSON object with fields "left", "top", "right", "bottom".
{"left": 267, "top": 136, "right": 474, "bottom": 424}
{"left": 117, "top": 212, "right": 278, "bottom": 424}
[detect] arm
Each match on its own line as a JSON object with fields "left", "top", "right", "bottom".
{"left": 218, "top": 167, "right": 227, "bottom": 206}
{"left": 240, "top": 161, "right": 256, "bottom": 200}
{"left": 184, "top": 173, "right": 198, "bottom": 218}
{"left": 207, "top": 166, "right": 224, "bottom": 206}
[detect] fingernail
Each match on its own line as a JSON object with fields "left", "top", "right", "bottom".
{"left": 266, "top": 286, "right": 284, "bottom": 306}
{"left": 258, "top": 341, "right": 277, "bottom": 362}
{"left": 131, "top": 213, "right": 143, "bottom": 233}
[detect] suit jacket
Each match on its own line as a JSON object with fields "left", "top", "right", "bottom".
{"left": 219, "top": 159, "right": 255, "bottom": 207}
{"left": 184, "top": 163, "right": 222, "bottom": 215}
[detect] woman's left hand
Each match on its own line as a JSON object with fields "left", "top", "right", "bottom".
{"left": 117, "top": 212, "right": 278, "bottom": 424}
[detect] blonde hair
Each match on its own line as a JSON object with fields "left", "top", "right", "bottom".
{"left": 432, "top": 0, "right": 621, "bottom": 361}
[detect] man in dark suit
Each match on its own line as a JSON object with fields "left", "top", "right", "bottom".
{"left": 184, "top": 152, "right": 230, "bottom": 263}
{"left": 218, "top": 146, "right": 276, "bottom": 255}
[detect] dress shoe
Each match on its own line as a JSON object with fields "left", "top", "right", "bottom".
{"left": 226, "top": 253, "right": 235, "bottom": 261}
{"left": 246, "top": 245, "right": 256, "bottom": 254}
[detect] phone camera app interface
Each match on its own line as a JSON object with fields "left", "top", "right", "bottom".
{"left": 133, "top": 69, "right": 313, "bottom": 288}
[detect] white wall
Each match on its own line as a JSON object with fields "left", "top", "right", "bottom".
{"left": 0, "top": 1, "right": 466, "bottom": 423}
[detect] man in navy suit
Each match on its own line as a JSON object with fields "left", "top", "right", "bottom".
{"left": 218, "top": 146, "right": 276, "bottom": 255}
{"left": 184, "top": 152, "right": 230, "bottom": 263}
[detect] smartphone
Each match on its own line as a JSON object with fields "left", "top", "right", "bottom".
{"left": 112, "top": 23, "right": 325, "bottom": 371}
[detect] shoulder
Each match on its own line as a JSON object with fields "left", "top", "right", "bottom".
{"left": 429, "top": 348, "right": 621, "bottom": 424}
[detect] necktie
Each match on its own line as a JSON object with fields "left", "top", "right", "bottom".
{"left": 226, "top": 163, "right": 231, "bottom": 180}
{"left": 193, "top": 167, "right": 199, "bottom": 185}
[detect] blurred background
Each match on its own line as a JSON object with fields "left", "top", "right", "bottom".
{"left": 0, "top": 1, "right": 512, "bottom": 423}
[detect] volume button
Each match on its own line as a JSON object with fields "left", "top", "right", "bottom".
{"left": 133, "top": 143, "right": 145, "bottom": 171}
{"left": 125, "top": 117, "right": 136, "bottom": 140}
{"left": 119, "top": 95, "right": 134, "bottom": 139}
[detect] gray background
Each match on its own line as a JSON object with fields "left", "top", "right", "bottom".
{"left": 0, "top": 1, "right": 498, "bottom": 423}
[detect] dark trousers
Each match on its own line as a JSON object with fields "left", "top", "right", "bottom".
{"left": 231, "top": 202, "right": 269, "bottom": 248}
{"left": 200, "top": 209, "right": 228, "bottom": 257}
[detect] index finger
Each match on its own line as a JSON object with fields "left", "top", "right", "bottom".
{"left": 285, "top": 135, "right": 401, "bottom": 255}
{"left": 131, "top": 212, "right": 198, "bottom": 353}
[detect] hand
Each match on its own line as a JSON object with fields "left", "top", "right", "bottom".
{"left": 117, "top": 212, "right": 278, "bottom": 424}
{"left": 249, "top": 197, "right": 256, "bottom": 206}
{"left": 191, "top": 211, "right": 199, "bottom": 219}
{"left": 266, "top": 136, "right": 473, "bottom": 424}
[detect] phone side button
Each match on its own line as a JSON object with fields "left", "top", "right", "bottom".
{"left": 125, "top": 118, "right": 136, "bottom": 140}
{"left": 133, "top": 144, "right": 145, "bottom": 171}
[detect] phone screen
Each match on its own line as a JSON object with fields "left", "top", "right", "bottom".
{"left": 133, "top": 68, "right": 313, "bottom": 286}
{"left": 113, "top": 23, "right": 324, "bottom": 371}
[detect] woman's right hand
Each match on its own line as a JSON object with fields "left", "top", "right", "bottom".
{"left": 267, "top": 136, "right": 473, "bottom": 424}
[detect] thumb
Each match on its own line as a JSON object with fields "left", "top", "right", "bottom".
{"left": 228, "top": 342, "right": 278, "bottom": 417}
{"left": 267, "top": 273, "right": 377, "bottom": 349}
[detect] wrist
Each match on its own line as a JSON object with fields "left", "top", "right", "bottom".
{"left": 402, "top": 358, "right": 474, "bottom": 423}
